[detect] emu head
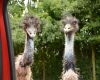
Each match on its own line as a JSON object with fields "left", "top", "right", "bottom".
{"left": 23, "top": 15, "right": 40, "bottom": 38}
{"left": 62, "top": 15, "right": 79, "bottom": 34}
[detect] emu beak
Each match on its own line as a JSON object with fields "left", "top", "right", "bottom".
{"left": 27, "top": 31, "right": 36, "bottom": 38}
{"left": 64, "top": 24, "right": 73, "bottom": 33}
{"left": 26, "top": 29, "right": 36, "bottom": 38}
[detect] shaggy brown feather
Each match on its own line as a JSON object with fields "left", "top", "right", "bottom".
{"left": 15, "top": 55, "right": 32, "bottom": 80}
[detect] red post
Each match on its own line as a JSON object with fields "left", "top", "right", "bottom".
{"left": 0, "top": 0, "right": 11, "bottom": 80}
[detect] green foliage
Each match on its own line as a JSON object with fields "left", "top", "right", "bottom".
{"left": 8, "top": 1, "right": 24, "bottom": 17}
{"left": 42, "top": 0, "right": 63, "bottom": 20}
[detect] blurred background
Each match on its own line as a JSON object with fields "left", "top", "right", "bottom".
{"left": 7, "top": 0, "right": 100, "bottom": 80}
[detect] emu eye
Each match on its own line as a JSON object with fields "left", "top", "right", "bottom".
{"left": 72, "top": 21, "right": 77, "bottom": 25}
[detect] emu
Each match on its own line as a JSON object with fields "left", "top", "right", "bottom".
{"left": 15, "top": 15, "right": 40, "bottom": 80}
{"left": 61, "top": 15, "right": 79, "bottom": 80}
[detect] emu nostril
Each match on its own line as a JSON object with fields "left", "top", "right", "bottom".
{"left": 65, "top": 27, "right": 67, "bottom": 29}
{"left": 68, "top": 28, "right": 70, "bottom": 29}
{"left": 30, "top": 32, "right": 32, "bottom": 34}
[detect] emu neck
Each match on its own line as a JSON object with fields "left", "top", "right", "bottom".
{"left": 64, "top": 33, "right": 75, "bottom": 58}
{"left": 24, "top": 34, "right": 34, "bottom": 55}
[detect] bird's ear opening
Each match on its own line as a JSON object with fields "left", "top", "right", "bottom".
{"left": 36, "top": 23, "right": 41, "bottom": 33}
{"left": 35, "top": 20, "right": 41, "bottom": 33}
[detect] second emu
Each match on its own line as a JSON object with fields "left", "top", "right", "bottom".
{"left": 62, "top": 15, "right": 79, "bottom": 80}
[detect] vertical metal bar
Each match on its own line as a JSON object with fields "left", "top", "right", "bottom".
{"left": 3, "top": 0, "right": 16, "bottom": 80}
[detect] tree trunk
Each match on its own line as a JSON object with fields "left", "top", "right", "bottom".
{"left": 92, "top": 46, "right": 96, "bottom": 80}
{"left": 42, "top": 61, "right": 45, "bottom": 80}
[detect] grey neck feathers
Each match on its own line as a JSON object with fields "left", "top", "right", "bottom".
{"left": 19, "top": 34, "right": 34, "bottom": 67}
{"left": 64, "top": 33, "right": 75, "bottom": 59}
{"left": 24, "top": 34, "right": 34, "bottom": 55}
